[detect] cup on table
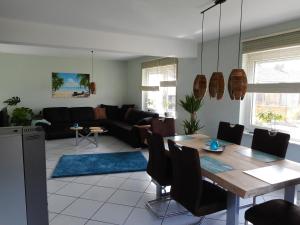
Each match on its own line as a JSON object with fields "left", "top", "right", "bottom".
{"left": 210, "top": 139, "right": 220, "bottom": 150}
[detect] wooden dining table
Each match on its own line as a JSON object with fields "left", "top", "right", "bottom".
{"left": 164, "top": 134, "right": 300, "bottom": 225}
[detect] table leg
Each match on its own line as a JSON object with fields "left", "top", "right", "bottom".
{"left": 226, "top": 192, "right": 240, "bottom": 225}
{"left": 94, "top": 132, "right": 98, "bottom": 147}
{"left": 75, "top": 130, "right": 78, "bottom": 146}
{"left": 284, "top": 185, "right": 297, "bottom": 204}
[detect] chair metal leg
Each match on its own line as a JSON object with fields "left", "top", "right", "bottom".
{"left": 253, "top": 196, "right": 256, "bottom": 205}
{"left": 146, "top": 195, "right": 188, "bottom": 219}
{"left": 190, "top": 216, "right": 205, "bottom": 225}
{"left": 239, "top": 196, "right": 256, "bottom": 209}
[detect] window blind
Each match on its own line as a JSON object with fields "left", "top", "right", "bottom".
{"left": 141, "top": 57, "right": 178, "bottom": 69}
{"left": 242, "top": 30, "right": 300, "bottom": 54}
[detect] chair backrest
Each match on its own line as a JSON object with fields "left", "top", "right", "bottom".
{"left": 151, "top": 118, "right": 175, "bottom": 137}
{"left": 146, "top": 131, "right": 172, "bottom": 186}
{"left": 217, "top": 121, "right": 244, "bottom": 145}
{"left": 251, "top": 128, "right": 290, "bottom": 158}
{"left": 168, "top": 139, "right": 202, "bottom": 214}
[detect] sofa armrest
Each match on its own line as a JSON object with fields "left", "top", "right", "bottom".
{"left": 133, "top": 125, "right": 151, "bottom": 146}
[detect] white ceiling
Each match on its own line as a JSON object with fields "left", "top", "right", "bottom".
{"left": 0, "top": 0, "right": 300, "bottom": 59}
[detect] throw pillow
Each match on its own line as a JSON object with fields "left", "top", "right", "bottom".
{"left": 124, "top": 108, "right": 133, "bottom": 121}
{"left": 119, "top": 104, "right": 135, "bottom": 120}
{"left": 100, "top": 104, "right": 119, "bottom": 120}
{"left": 94, "top": 107, "right": 107, "bottom": 120}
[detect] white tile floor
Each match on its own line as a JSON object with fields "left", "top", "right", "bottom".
{"left": 46, "top": 136, "right": 300, "bottom": 225}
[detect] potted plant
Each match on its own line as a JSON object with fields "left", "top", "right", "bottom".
{"left": 179, "top": 94, "right": 204, "bottom": 134}
{"left": 3, "top": 96, "right": 34, "bottom": 126}
{"left": 257, "top": 111, "right": 284, "bottom": 131}
{"left": 11, "top": 107, "right": 34, "bottom": 126}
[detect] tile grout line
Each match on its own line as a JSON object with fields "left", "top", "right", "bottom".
{"left": 47, "top": 139, "right": 153, "bottom": 224}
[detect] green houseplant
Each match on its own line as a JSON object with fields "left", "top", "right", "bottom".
{"left": 257, "top": 111, "right": 283, "bottom": 124}
{"left": 179, "top": 94, "right": 203, "bottom": 134}
{"left": 3, "top": 96, "right": 34, "bottom": 126}
{"left": 11, "top": 107, "right": 34, "bottom": 126}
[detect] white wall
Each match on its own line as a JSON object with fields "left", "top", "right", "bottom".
{"left": 126, "top": 18, "right": 300, "bottom": 162}
{"left": 0, "top": 53, "right": 128, "bottom": 113}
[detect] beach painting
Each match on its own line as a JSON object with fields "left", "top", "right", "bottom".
{"left": 52, "top": 73, "right": 90, "bottom": 98}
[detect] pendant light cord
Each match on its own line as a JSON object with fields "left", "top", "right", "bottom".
{"left": 217, "top": 3, "right": 222, "bottom": 72}
{"left": 237, "top": 0, "right": 244, "bottom": 68}
{"left": 91, "top": 50, "right": 94, "bottom": 81}
{"left": 200, "top": 12, "right": 205, "bottom": 74}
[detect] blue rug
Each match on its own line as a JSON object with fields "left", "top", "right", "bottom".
{"left": 52, "top": 151, "right": 148, "bottom": 178}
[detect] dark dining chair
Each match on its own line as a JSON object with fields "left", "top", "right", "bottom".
{"left": 151, "top": 117, "right": 175, "bottom": 137}
{"left": 251, "top": 128, "right": 290, "bottom": 158}
{"left": 217, "top": 121, "right": 244, "bottom": 145}
{"left": 250, "top": 128, "right": 290, "bottom": 205}
{"left": 166, "top": 139, "right": 227, "bottom": 223}
{"left": 245, "top": 199, "right": 300, "bottom": 225}
{"left": 145, "top": 131, "right": 174, "bottom": 218}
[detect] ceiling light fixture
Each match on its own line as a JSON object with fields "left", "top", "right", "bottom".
{"left": 90, "top": 50, "right": 96, "bottom": 94}
{"left": 193, "top": 12, "right": 207, "bottom": 100}
{"left": 208, "top": 0, "right": 226, "bottom": 100}
{"left": 228, "top": 0, "right": 247, "bottom": 100}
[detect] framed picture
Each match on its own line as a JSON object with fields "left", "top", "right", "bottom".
{"left": 52, "top": 73, "right": 90, "bottom": 98}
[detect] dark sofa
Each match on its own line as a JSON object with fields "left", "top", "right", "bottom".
{"left": 42, "top": 106, "right": 158, "bottom": 147}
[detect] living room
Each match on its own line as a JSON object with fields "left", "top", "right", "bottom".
{"left": 1, "top": 0, "right": 300, "bottom": 225}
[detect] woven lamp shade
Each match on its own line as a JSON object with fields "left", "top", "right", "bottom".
{"left": 209, "top": 72, "right": 224, "bottom": 100}
{"left": 228, "top": 69, "right": 247, "bottom": 100}
{"left": 90, "top": 82, "right": 96, "bottom": 94}
{"left": 193, "top": 74, "right": 207, "bottom": 100}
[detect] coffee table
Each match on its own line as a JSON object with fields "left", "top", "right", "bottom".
{"left": 70, "top": 126, "right": 107, "bottom": 146}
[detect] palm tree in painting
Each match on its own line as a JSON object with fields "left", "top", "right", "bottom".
{"left": 77, "top": 74, "right": 90, "bottom": 89}
{"left": 52, "top": 73, "right": 64, "bottom": 93}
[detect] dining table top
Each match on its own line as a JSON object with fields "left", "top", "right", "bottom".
{"left": 167, "top": 133, "right": 300, "bottom": 199}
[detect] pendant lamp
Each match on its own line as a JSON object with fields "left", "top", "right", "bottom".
{"left": 209, "top": 2, "right": 225, "bottom": 100}
{"left": 90, "top": 50, "right": 96, "bottom": 94}
{"left": 228, "top": 0, "right": 247, "bottom": 100}
{"left": 193, "top": 13, "right": 207, "bottom": 101}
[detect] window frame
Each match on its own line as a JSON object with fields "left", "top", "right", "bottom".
{"left": 141, "top": 58, "right": 178, "bottom": 117}
{"left": 241, "top": 45, "right": 300, "bottom": 141}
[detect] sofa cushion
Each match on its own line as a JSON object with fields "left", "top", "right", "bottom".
{"left": 119, "top": 104, "right": 135, "bottom": 120}
{"left": 100, "top": 104, "right": 119, "bottom": 120}
{"left": 70, "top": 107, "right": 95, "bottom": 123}
{"left": 136, "top": 117, "right": 153, "bottom": 125}
{"left": 125, "top": 109, "right": 159, "bottom": 125}
{"left": 109, "top": 121, "right": 132, "bottom": 131}
{"left": 43, "top": 107, "right": 71, "bottom": 124}
{"left": 94, "top": 107, "right": 107, "bottom": 120}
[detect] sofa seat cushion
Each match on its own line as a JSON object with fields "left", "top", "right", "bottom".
{"left": 109, "top": 121, "right": 132, "bottom": 131}
{"left": 70, "top": 107, "right": 95, "bottom": 123}
{"left": 43, "top": 107, "right": 71, "bottom": 124}
{"left": 45, "top": 124, "right": 74, "bottom": 139}
{"left": 125, "top": 109, "right": 159, "bottom": 125}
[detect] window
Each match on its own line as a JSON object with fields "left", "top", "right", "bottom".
{"left": 141, "top": 58, "right": 177, "bottom": 118}
{"left": 242, "top": 45, "right": 300, "bottom": 142}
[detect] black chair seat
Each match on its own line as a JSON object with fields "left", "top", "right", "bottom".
{"left": 245, "top": 199, "right": 300, "bottom": 225}
{"left": 194, "top": 180, "right": 227, "bottom": 216}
